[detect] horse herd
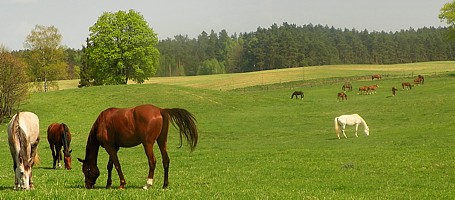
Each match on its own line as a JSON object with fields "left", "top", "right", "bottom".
{"left": 291, "top": 73, "right": 426, "bottom": 139}
{"left": 6, "top": 104, "right": 198, "bottom": 190}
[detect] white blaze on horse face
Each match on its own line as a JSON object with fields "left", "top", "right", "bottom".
{"left": 15, "top": 165, "right": 31, "bottom": 190}
{"left": 365, "top": 129, "right": 370, "bottom": 136}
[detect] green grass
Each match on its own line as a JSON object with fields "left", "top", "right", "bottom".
{"left": 0, "top": 62, "right": 455, "bottom": 199}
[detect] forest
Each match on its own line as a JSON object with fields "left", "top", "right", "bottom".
{"left": 156, "top": 23, "right": 455, "bottom": 76}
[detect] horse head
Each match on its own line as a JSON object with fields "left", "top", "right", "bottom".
{"left": 63, "top": 148, "right": 72, "bottom": 170}
{"left": 15, "top": 156, "right": 32, "bottom": 190}
{"left": 77, "top": 158, "right": 100, "bottom": 189}
{"left": 364, "top": 128, "right": 370, "bottom": 136}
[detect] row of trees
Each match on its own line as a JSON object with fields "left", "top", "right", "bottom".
{"left": 157, "top": 23, "right": 455, "bottom": 76}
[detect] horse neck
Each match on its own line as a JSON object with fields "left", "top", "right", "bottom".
{"left": 358, "top": 116, "right": 369, "bottom": 130}
{"left": 84, "top": 131, "right": 100, "bottom": 165}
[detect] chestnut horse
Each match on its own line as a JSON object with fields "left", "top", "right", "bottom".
{"left": 77, "top": 104, "right": 198, "bottom": 190}
{"left": 371, "top": 74, "right": 382, "bottom": 80}
{"left": 7, "top": 112, "right": 40, "bottom": 190}
{"left": 418, "top": 75, "right": 425, "bottom": 84}
{"left": 291, "top": 91, "right": 304, "bottom": 99}
{"left": 47, "top": 123, "right": 72, "bottom": 170}
{"left": 402, "top": 82, "right": 412, "bottom": 90}
{"left": 337, "top": 92, "right": 347, "bottom": 102}
{"left": 414, "top": 77, "right": 424, "bottom": 86}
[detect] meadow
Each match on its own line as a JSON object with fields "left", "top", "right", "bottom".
{"left": 0, "top": 62, "right": 454, "bottom": 199}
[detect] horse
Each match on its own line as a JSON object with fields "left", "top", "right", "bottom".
{"left": 358, "top": 86, "right": 369, "bottom": 95}
{"left": 291, "top": 91, "right": 304, "bottom": 99}
{"left": 334, "top": 114, "right": 369, "bottom": 139}
{"left": 392, "top": 87, "right": 398, "bottom": 96}
{"left": 418, "top": 75, "right": 425, "bottom": 84}
{"left": 77, "top": 104, "right": 198, "bottom": 190}
{"left": 7, "top": 112, "right": 40, "bottom": 190}
{"left": 342, "top": 83, "right": 352, "bottom": 92}
{"left": 47, "top": 123, "right": 72, "bottom": 170}
{"left": 371, "top": 74, "right": 382, "bottom": 80}
{"left": 367, "top": 84, "right": 379, "bottom": 94}
{"left": 414, "top": 77, "right": 424, "bottom": 86}
{"left": 337, "top": 92, "right": 347, "bottom": 102}
{"left": 402, "top": 82, "right": 412, "bottom": 90}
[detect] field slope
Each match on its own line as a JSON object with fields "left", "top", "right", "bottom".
{"left": 0, "top": 62, "right": 454, "bottom": 199}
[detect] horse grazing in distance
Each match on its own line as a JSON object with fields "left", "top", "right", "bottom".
{"left": 337, "top": 92, "right": 347, "bottom": 102}
{"left": 342, "top": 83, "right": 352, "bottom": 92}
{"left": 47, "top": 123, "right": 72, "bottom": 170}
{"left": 371, "top": 74, "right": 382, "bottom": 80}
{"left": 418, "top": 75, "right": 425, "bottom": 84}
{"left": 367, "top": 84, "right": 379, "bottom": 94}
{"left": 334, "top": 114, "right": 370, "bottom": 139}
{"left": 7, "top": 112, "right": 40, "bottom": 190}
{"left": 358, "top": 86, "right": 369, "bottom": 95}
{"left": 291, "top": 91, "right": 304, "bottom": 99}
{"left": 402, "top": 82, "right": 412, "bottom": 90}
{"left": 392, "top": 87, "right": 398, "bottom": 96}
{"left": 78, "top": 104, "right": 198, "bottom": 190}
{"left": 414, "top": 77, "right": 424, "bottom": 86}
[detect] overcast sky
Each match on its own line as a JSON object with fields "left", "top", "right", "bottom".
{"left": 0, "top": 0, "right": 449, "bottom": 50}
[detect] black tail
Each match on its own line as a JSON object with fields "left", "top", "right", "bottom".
{"left": 161, "top": 108, "right": 198, "bottom": 151}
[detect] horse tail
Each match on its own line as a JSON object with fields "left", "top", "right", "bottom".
{"left": 161, "top": 108, "right": 198, "bottom": 151}
{"left": 334, "top": 117, "right": 340, "bottom": 135}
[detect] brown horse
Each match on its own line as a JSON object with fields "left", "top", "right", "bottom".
{"left": 337, "top": 92, "right": 347, "bottom": 102}
{"left": 291, "top": 91, "right": 304, "bottom": 99}
{"left": 358, "top": 86, "right": 369, "bottom": 95}
{"left": 418, "top": 75, "right": 425, "bottom": 84}
{"left": 342, "top": 83, "right": 352, "bottom": 92}
{"left": 392, "top": 87, "right": 398, "bottom": 96}
{"left": 77, "top": 104, "right": 198, "bottom": 190}
{"left": 414, "top": 77, "right": 424, "bottom": 86}
{"left": 402, "top": 82, "right": 412, "bottom": 90}
{"left": 371, "top": 74, "right": 382, "bottom": 80}
{"left": 47, "top": 123, "right": 72, "bottom": 170}
{"left": 367, "top": 84, "right": 379, "bottom": 94}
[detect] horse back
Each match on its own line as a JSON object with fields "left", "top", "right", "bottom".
{"left": 12, "top": 112, "right": 40, "bottom": 144}
{"left": 94, "top": 105, "right": 164, "bottom": 147}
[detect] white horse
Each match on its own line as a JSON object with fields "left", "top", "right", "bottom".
{"left": 7, "top": 112, "right": 40, "bottom": 190}
{"left": 334, "top": 114, "right": 369, "bottom": 139}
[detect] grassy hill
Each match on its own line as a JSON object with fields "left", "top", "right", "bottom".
{"left": 0, "top": 62, "right": 454, "bottom": 199}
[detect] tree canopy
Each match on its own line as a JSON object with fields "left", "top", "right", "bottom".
{"left": 81, "top": 9, "right": 159, "bottom": 86}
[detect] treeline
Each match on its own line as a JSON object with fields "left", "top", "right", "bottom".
{"left": 156, "top": 23, "right": 455, "bottom": 76}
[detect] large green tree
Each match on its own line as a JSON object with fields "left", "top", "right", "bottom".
{"left": 83, "top": 9, "right": 159, "bottom": 85}
{"left": 24, "top": 25, "right": 67, "bottom": 92}
{"left": 440, "top": 1, "right": 455, "bottom": 39}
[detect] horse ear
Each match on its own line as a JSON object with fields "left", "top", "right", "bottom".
{"left": 77, "top": 158, "right": 85, "bottom": 163}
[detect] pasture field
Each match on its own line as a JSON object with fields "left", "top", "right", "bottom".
{"left": 0, "top": 62, "right": 455, "bottom": 199}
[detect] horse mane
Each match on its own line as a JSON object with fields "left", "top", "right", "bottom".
{"left": 355, "top": 114, "right": 369, "bottom": 131}
{"left": 13, "top": 113, "right": 32, "bottom": 170}
{"left": 61, "top": 123, "right": 70, "bottom": 151}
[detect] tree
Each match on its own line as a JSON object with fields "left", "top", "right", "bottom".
{"left": 440, "top": 1, "right": 455, "bottom": 39}
{"left": 24, "top": 25, "right": 67, "bottom": 92}
{"left": 0, "top": 46, "right": 29, "bottom": 122}
{"left": 84, "top": 9, "right": 159, "bottom": 85}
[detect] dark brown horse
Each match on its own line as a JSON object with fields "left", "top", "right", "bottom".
{"left": 402, "top": 82, "right": 412, "bottom": 90}
{"left": 371, "top": 74, "right": 382, "bottom": 80}
{"left": 337, "top": 92, "right": 347, "bottom": 102}
{"left": 77, "top": 104, "right": 198, "bottom": 190}
{"left": 392, "top": 87, "right": 398, "bottom": 96}
{"left": 414, "top": 77, "right": 424, "bottom": 86}
{"left": 342, "top": 83, "right": 352, "bottom": 92}
{"left": 47, "top": 123, "right": 72, "bottom": 170}
{"left": 291, "top": 91, "right": 304, "bottom": 99}
{"left": 418, "top": 75, "right": 425, "bottom": 84}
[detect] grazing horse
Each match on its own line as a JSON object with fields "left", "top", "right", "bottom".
{"left": 392, "top": 87, "right": 398, "bottom": 96}
{"left": 402, "top": 82, "right": 412, "bottom": 90}
{"left": 367, "top": 84, "right": 379, "bottom": 94}
{"left": 337, "top": 92, "right": 347, "bottom": 102}
{"left": 414, "top": 77, "right": 424, "bottom": 86}
{"left": 77, "top": 104, "right": 198, "bottom": 190}
{"left": 7, "top": 112, "right": 40, "bottom": 190}
{"left": 47, "top": 123, "right": 72, "bottom": 170}
{"left": 418, "top": 75, "right": 425, "bottom": 84}
{"left": 342, "top": 83, "right": 352, "bottom": 92}
{"left": 291, "top": 91, "right": 304, "bottom": 99}
{"left": 334, "top": 114, "right": 369, "bottom": 139}
{"left": 371, "top": 74, "right": 382, "bottom": 80}
{"left": 358, "top": 86, "right": 369, "bottom": 95}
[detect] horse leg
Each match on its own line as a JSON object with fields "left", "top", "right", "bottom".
{"left": 30, "top": 141, "right": 39, "bottom": 189}
{"left": 342, "top": 124, "right": 347, "bottom": 138}
{"left": 142, "top": 142, "right": 157, "bottom": 190}
{"left": 157, "top": 136, "right": 170, "bottom": 189}
{"left": 106, "top": 157, "right": 113, "bottom": 189}
{"left": 105, "top": 147, "right": 126, "bottom": 189}
{"left": 56, "top": 145, "right": 63, "bottom": 168}
{"left": 50, "top": 144, "right": 57, "bottom": 169}
{"left": 355, "top": 124, "right": 359, "bottom": 137}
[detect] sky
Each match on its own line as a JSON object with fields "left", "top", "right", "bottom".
{"left": 0, "top": 0, "right": 450, "bottom": 50}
